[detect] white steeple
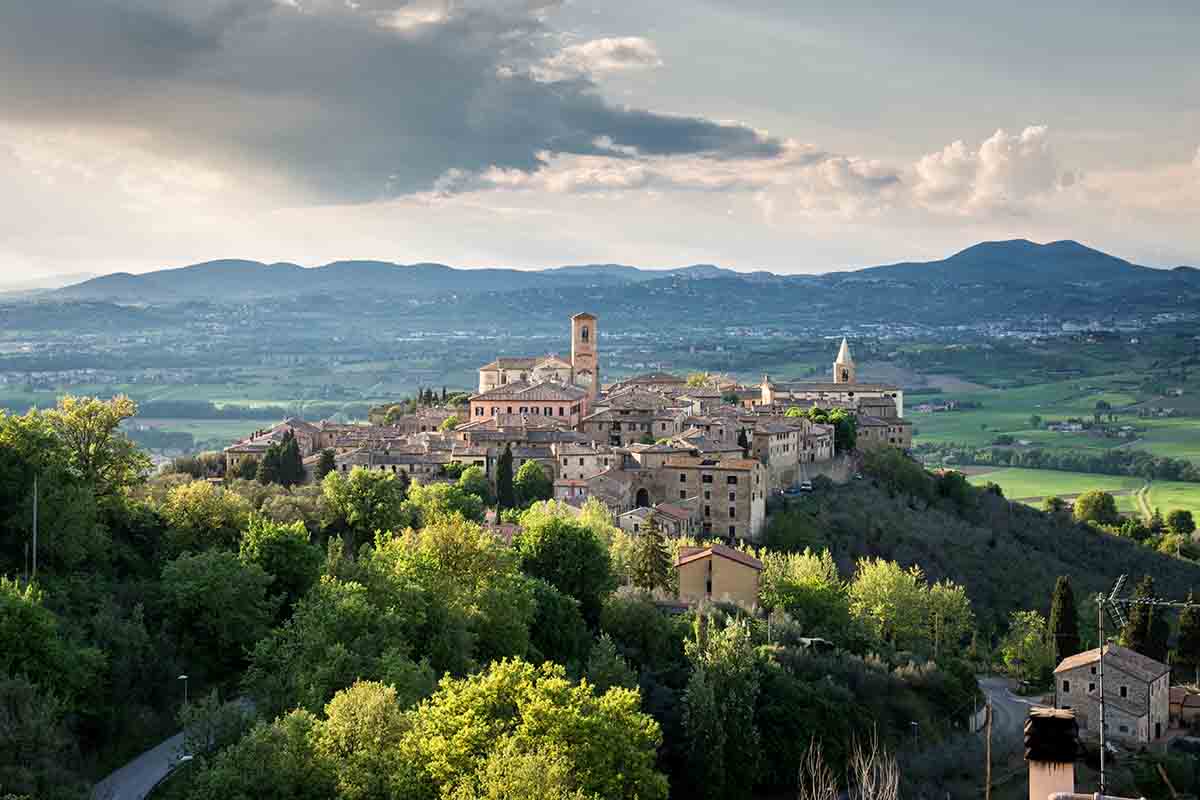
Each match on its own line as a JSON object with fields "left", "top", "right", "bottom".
{"left": 836, "top": 337, "right": 853, "bottom": 366}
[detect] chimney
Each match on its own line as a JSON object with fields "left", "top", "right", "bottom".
{"left": 1025, "top": 707, "right": 1078, "bottom": 800}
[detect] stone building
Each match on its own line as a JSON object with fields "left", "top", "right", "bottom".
{"left": 660, "top": 456, "right": 767, "bottom": 540}
{"left": 1053, "top": 644, "right": 1170, "bottom": 744}
{"left": 856, "top": 415, "right": 914, "bottom": 450}
{"left": 760, "top": 338, "right": 905, "bottom": 417}
{"left": 676, "top": 544, "right": 763, "bottom": 607}
{"left": 468, "top": 381, "right": 589, "bottom": 426}
{"left": 476, "top": 312, "right": 599, "bottom": 400}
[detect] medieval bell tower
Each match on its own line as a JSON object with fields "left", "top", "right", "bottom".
{"left": 833, "top": 337, "right": 856, "bottom": 384}
{"left": 571, "top": 312, "right": 599, "bottom": 400}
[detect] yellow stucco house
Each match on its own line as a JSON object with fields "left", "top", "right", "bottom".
{"left": 675, "top": 544, "right": 763, "bottom": 608}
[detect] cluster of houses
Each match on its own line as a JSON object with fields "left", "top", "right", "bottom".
{"left": 224, "top": 313, "right": 914, "bottom": 605}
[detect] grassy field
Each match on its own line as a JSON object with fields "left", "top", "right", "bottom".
{"left": 965, "top": 467, "right": 1146, "bottom": 501}
{"left": 966, "top": 467, "right": 1200, "bottom": 519}
{"left": 911, "top": 372, "right": 1200, "bottom": 463}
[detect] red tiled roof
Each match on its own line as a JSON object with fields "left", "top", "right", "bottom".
{"left": 675, "top": 543, "right": 763, "bottom": 571}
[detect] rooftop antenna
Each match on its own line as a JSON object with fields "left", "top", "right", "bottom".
{"left": 1095, "top": 575, "right": 1200, "bottom": 799}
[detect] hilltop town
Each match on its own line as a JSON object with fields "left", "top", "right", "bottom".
{"left": 223, "top": 312, "right": 911, "bottom": 542}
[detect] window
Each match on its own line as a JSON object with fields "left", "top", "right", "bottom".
{"left": 1118, "top": 725, "right": 1129, "bottom": 734}
{"left": 729, "top": 492, "right": 736, "bottom": 501}
{"left": 680, "top": 490, "right": 687, "bottom": 499}
{"left": 1062, "top": 680, "right": 1070, "bottom": 693}
{"left": 727, "top": 476, "right": 738, "bottom": 485}
{"left": 729, "top": 525, "right": 736, "bottom": 536}
{"left": 679, "top": 473, "right": 687, "bottom": 482}
{"left": 579, "top": 458, "right": 585, "bottom": 466}
{"left": 704, "top": 505, "right": 711, "bottom": 517}
{"left": 1120, "top": 686, "right": 1128, "bottom": 698}
{"left": 702, "top": 475, "right": 713, "bottom": 484}
{"left": 563, "top": 459, "right": 569, "bottom": 466}
{"left": 559, "top": 407, "right": 565, "bottom": 416}
{"left": 581, "top": 326, "right": 589, "bottom": 342}
{"left": 729, "top": 506, "right": 736, "bottom": 518}
{"left": 1091, "top": 667, "right": 1096, "bottom": 675}
{"left": 1088, "top": 683, "right": 1096, "bottom": 693}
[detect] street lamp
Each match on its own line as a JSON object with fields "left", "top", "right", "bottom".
{"left": 178, "top": 674, "right": 189, "bottom": 707}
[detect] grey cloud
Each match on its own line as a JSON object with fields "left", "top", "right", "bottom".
{"left": 0, "top": 0, "right": 782, "bottom": 202}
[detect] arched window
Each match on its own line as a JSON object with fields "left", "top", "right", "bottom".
{"left": 581, "top": 326, "right": 589, "bottom": 342}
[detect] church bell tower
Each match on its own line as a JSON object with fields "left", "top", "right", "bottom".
{"left": 571, "top": 313, "right": 599, "bottom": 401}
{"left": 833, "top": 337, "right": 856, "bottom": 384}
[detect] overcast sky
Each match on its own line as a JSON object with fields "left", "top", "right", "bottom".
{"left": 1, "top": 0, "right": 1197, "bottom": 278}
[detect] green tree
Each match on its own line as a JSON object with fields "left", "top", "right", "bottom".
{"left": 528, "top": 579, "right": 592, "bottom": 669}
{"left": 928, "top": 579, "right": 975, "bottom": 659}
{"left": 314, "top": 681, "right": 423, "bottom": 800}
{"left": 1174, "top": 592, "right": 1200, "bottom": 684}
{"left": 1120, "top": 575, "right": 1171, "bottom": 663}
{"left": 1048, "top": 576, "right": 1081, "bottom": 664}
{"left": 244, "top": 575, "right": 431, "bottom": 718}
{"left": 515, "top": 509, "right": 615, "bottom": 627}
{"left": 183, "top": 710, "right": 336, "bottom": 800}
{"left": 759, "top": 548, "right": 853, "bottom": 644}
{"left": 628, "top": 514, "right": 671, "bottom": 594}
{"left": 235, "top": 455, "right": 260, "bottom": 481}
{"left": 161, "top": 480, "right": 253, "bottom": 555}
{"left": 279, "top": 430, "right": 305, "bottom": 487}
{"left": 1042, "top": 496, "right": 1069, "bottom": 515}
{"left": 439, "top": 414, "right": 461, "bottom": 432}
{"left": 736, "top": 428, "right": 751, "bottom": 456}
{"left": 160, "top": 550, "right": 279, "bottom": 682}
{"left": 405, "top": 481, "right": 485, "bottom": 525}
{"left": 46, "top": 394, "right": 151, "bottom": 495}
{"left": 1073, "top": 490, "right": 1120, "bottom": 525}
{"left": 239, "top": 515, "right": 324, "bottom": 611}
{"left": 496, "top": 445, "right": 516, "bottom": 510}
{"left": 0, "top": 578, "right": 101, "bottom": 704}
{"left": 514, "top": 460, "right": 553, "bottom": 508}
{"left": 585, "top": 633, "right": 638, "bottom": 694}
{"left": 784, "top": 406, "right": 803, "bottom": 418}
{"left": 0, "top": 674, "right": 89, "bottom": 800}
{"left": 457, "top": 465, "right": 492, "bottom": 504}
{"left": 848, "top": 558, "right": 929, "bottom": 651}
{"left": 1000, "top": 609, "right": 1054, "bottom": 686}
{"left": 686, "top": 372, "right": 710, "bottom": 388}
{"left": 402, "top": 659, "right": 667, "bottom": 800}
{"left": 683, "top": 618, "right": 761, "bottom": 800}
{"left": 321, "top": 467, "right": 410, "bottom": 552}
{"left": 1029, "top": 414, "right": 1043, "bottom": 429}
{"left": 315, "top": 449, "right": 337, "bottom": 481}
{"left": 1167, "top": 509, "right": 1196, "bottom": 537}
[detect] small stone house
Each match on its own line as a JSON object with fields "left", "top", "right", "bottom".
{"left": 1053, "top": 644, "right": 1170, "bottom": 744}
{"left": 675, "top": 544, "right": 763, "bottom": 608}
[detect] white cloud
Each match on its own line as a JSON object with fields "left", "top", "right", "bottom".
{"left": 534, "top": 36, "right": 663, "bottom": 81}
{"left": 912, "top": 126, "right": 1063, "bottom": 215}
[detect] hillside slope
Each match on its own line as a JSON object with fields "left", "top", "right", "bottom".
{"left": 770, "top": 454, "right": 1200, "bottom": 630}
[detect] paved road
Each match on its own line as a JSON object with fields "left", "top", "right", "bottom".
{"left": 978, "top": 675, "right": 1041, "bottom": 748}
{"left": 91, "top": 730, "right": 187, "bottom": 800}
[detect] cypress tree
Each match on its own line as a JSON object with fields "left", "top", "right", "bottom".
{"left": 257, "top": 442, "right": 282, "bottom": 485}
{"left": 279, "top": 430, "right": 305, "bottom": 487}
{"left": 315, "top": 449, "right": 337, "bottom": 481}
{"left": 1176, "top": 592, "right": 1200, "bottom": 684}
{"left": 496, "top": 444, "right": 515, "bottom": 509}
{"left": 1121, "top": 575, "right": 1170, "bottom": 663}
{"left": 630, "top": 514, "right": 671, "bottom": 593}
{"left": 1048, "top": 576, "right": 1081, "bottom": 664}
{"left": 736, "top": 429, "right": 750, "bottom": 458}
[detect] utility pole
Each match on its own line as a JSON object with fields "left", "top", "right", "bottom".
{"left": 984, "top": 701, "right": 992, "bottom": 800}
{"left": 31, "top": 473, "right": 38, "bottom": 580}
{"left": 1098, "top": 594, "right": 1106, "bottom": 800}
{"left": 1095, "top": 576, "right": 1200, "bottom": 800}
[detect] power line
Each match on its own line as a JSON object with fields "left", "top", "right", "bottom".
{"left": 1093, "top": 575, "right": 1200, "bottom": 799}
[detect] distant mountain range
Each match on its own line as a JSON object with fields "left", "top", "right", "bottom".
{"left": 43, "top": 239, "right": 1197, "bottom": 304}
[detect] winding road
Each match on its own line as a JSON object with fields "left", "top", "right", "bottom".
{"left": 978, "top": 675, "right": 1041, "bottom": 747}
{"left": 91, "top": 730, "right": 187, "bottom": 800}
